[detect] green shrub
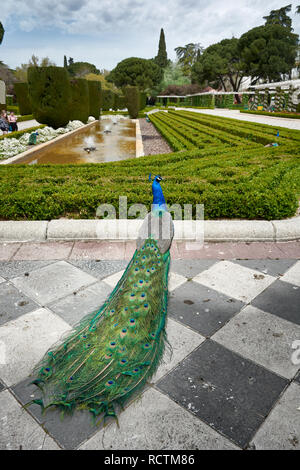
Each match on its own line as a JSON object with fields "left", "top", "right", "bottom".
{"left": 14, "top": 82, "right": 32, "bottom": 115}
{"left": 240, "top": 110, "right": 300, "bottom": 119}
{"left": 7, "top": 105, "right": 19, "bottom": 113}
{"left": 139, "top": 92, "right": 147, "bottom": 111}
{"left": 28, "top": 66, "right": 72, "bottom": 128}
{"left": 101, "top": 89, "right": 114, "bottom": 111}
{"left": 87, "top": 80, "right": 101, "bottom": 118}
{"left": 114, "top": 94, "right": 126, "bottom": 110}
{"left": 69, "top": 78, "right": 89, "bottom": 122}
{"left": 17, "top": 114, "right": 34, "bottom": 122}
{"left": 0, "top": 125, "right": 45, "bottom": 141}
{"left": 124, "top": 86, "right": 140, "bottom": 119}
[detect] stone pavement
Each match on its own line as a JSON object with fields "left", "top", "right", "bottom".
{"left": 0, "top": 240, "right": 299, "bottom": 450}
{"left": 178, "top": 108, "right": 300, "bottom": 131}
{"left": 17, "top": 119, "right": 40, "bottom": 131}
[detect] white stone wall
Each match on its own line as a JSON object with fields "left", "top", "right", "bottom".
{"left": 0, "top": 80, "right": 6, "bottom": 106}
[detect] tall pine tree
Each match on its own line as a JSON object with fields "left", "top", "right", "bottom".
{"left": 154, "top": 28, "right": 169, "bottom": 69}
{"left": 64, "top": 55, "right": 68, "bottom": 68}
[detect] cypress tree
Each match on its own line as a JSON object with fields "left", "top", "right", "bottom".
{"left": 154, "top": 28, "right": 168, "bottom": 69}
{"left": 64, "top": 55, "right": 68, "bottom": 68}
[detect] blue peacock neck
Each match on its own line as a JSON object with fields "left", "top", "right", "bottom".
{"left": 152, "top": 176, "right": 167, "bottom": 214}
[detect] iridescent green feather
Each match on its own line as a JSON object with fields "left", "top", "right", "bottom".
{"left": 29, "top": 238, "right": 171, "bottom": 422}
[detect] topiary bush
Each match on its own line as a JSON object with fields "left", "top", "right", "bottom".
{"left": 139, "top": 92, "right": 147, "bottom": 111}
{"left": 114, "top": 94, "right": 126, "bottom": 110}
{"left": 101, "top": 89, "right": 114, "bottom": 111}
{"left": 14, "top": 82, "right": 32, "bottom": 115}
{"left": 87, "top": 80, "right": 101, "bottom": 118}
{"left": 124, "top": 86, "right": 140, "bottom": 118}
{"left": 69, "top": 78, "right": 89, "bottom": 122}
{"left": 27, "top": 66, "right": 72, "bottom": 128}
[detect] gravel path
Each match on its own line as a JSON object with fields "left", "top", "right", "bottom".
{"left": 139, "top": 118, "right": 172, "bottom": 155}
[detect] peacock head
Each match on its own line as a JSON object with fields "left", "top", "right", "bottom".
{"left": 154, "top": 175, "right": 163, "bottom": 183}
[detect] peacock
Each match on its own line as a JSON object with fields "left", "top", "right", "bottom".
{"left": 28, "top": 175, "right": 174, "bottom": 423}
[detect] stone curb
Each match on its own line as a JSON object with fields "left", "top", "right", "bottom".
{"left": 0, "top": 121, "right": 98, "bottom": 165}
{"left": 0, "top": 217, "right": 299, "bottom": 243}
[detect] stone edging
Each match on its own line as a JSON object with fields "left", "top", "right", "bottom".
{"left": 0, "top": 217, "right": 299, "bottom": 243}
{"left": 0, "top": 121, "right": 98, "bottom": 165}
{"left": 132, "top": 119, "right": 144, "bottom": 157}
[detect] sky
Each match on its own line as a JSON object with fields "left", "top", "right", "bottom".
{"left": 1, "top": 0, "right": 300, "bottom": 71}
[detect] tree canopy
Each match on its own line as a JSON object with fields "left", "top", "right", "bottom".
{"left": 192, "top": 38, "right": 245, "bottom": 91}
{"left": 68, "top": 61, "right": 100, "bottom": 78}
{"left": 107, "top": 57, "right": 163, "bottom": 91}
{"left": 239, "top": 24, "right": 298, "bottom": 83}
{"left": 14, "top": 55, "right": 56, "bottom": 82}
{"left": 174, "top": 43, "right": 203, "bottom": 77}
{"left": 263, "top": 4, "right": 293, "bottom": 30}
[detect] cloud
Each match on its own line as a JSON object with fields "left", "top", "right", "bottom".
{"left": 1, "top": 0, "right": 299, "bottom": 69}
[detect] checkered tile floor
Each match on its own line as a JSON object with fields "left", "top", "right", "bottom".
{"left": 0, "top": 258, "right": 299, "bottom": 450}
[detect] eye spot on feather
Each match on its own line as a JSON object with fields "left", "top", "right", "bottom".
{"left": 143, "top": 343, "right": 152, "bottom": 350}
{"left": 105, "top": 380, "right": 115, "bottom": 387}
{"left": 105, "top": 353, "right": 113, "bottom": 359}
{"left": 144, "top": 303, "right": 149, "bottom": 309}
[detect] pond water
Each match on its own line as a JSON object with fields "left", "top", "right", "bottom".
{"left": 16, "top": 118, "right": 136, "bottom": 164}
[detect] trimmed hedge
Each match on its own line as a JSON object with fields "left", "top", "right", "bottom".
{"left": 7, "top": 105, "right": 20, "bottom": 114}
{"left": 0, "top": 142, "right": 299, "bottom": 220}
{"left": 124, "top": 86, "right": 140, "bottom": 119}
{"left": 87, "top": 80, "right": 101, "bottom": 118}
{"left": 1, "top": 112, "right": 299, "bottom": 221}
{"left": 240, "top": 110, "right": 300, "bottom": 119}
{"left": 0, "top": 125, "right": 45, "bottom": 141}
{"left": 14, "top": 82, "right": 32, "bottom": 115}
{"left": 69, "top": 78, "right": 89, "bottom": 122}
{"left": 139, "top": 92, "right": 147, "bottom": 111}
{"left": 28, "top": 66, "right": 72, "bottom": 129}
{"left": 17, "top": 114, "right": 34, "bottom": 122}
{"left": 101, "top": 89, "right": 114, "bottom": 111}
{"left": 113, "top": 94, "right": 126, "bottom": 110}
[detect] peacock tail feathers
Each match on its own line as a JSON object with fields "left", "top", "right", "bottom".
{"left": 29, "top": 238, "right": 171, "bottom": 423}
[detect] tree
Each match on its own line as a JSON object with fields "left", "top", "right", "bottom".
{"left": 239, "top": 24, "right": 298, "bottom": 83}
{"left": 64, "top": 55, "right": 68, "bottom": 68}
{"left": 84, "top": 72, "right": 119, "bottom": 92}
{"left": 107, "top": 57, "right": 162, "bottom": 91}
{"left": 149, "top": 61, "right": 191, "bottom": 96}
{"left": 263, "top": 4, "right": 293, "bottom": 30}
{"left": 154, "top": 28, "right": 169, "bottom": 69}
{"left": 296, "top": 5, "right": 300, "bottom": 14}
{"left": 192, "top": 38, "right": 245, "bottom": 91}
{"left": 14, "top": 55, "right": 56, "bottom": 82}
{"left": 0, "top": 22, "right": 4, "bottom": 45}
{"left": 174, "top": 43, "right": 203, "bottom": 77}
{"left": 68, "top": 61, "right": 100, "bottom": 78}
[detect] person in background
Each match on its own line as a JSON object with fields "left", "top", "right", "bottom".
{"left": 0, "top": 109, "right": 9, "bottom": 135}
{"left": 8, "top": 111, "right": 18, "bottom": 132}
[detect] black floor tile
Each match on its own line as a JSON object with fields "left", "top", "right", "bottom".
{"left": 169, "top": 281, "right": 244, "bottom": 336}
{"left": 252, "top": 279, "right": 300, "bottom": 325}
{"left": 11, "top": 377, "right": 103, "bottom": 449}
{"left": 0, "top": 282, "right": 39, "bottom": 326}
{"left": 156, "top": 340, "right": 288, "bottom": 448}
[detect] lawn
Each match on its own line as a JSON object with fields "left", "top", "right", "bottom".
{"left": 0, "top": 111, "right": 299, "bottom": 221}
